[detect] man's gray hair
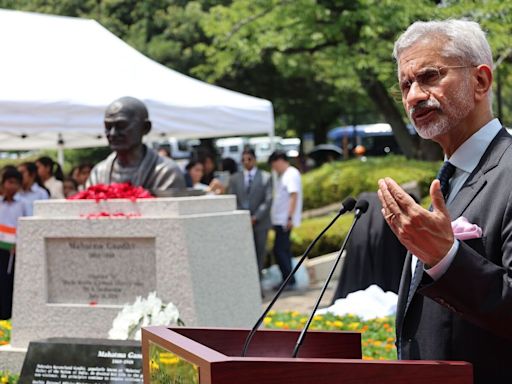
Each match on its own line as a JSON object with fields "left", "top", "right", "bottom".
{"left": 393, "top": 19, "right": 493, "bottom": 68}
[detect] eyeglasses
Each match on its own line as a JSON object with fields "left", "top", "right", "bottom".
{"left": 398, "top": 65, "right": 475, "bottom": 96}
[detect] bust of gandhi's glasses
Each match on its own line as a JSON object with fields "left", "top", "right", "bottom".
{"left": 398, "top": 65, "right": 475, "bottom": 96}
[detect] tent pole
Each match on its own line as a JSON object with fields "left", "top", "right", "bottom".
{"left": 57, "top": 133, "right": 65, "bottom": 166}
{"left": 57, "top": 145, "right": 64, "bottom": 166}
{"left": 269, "top": 111, "right": 276, "bottom": 151}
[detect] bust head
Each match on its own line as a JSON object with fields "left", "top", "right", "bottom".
{"left": 104, "top": 96, "right": 151, "bottom": 154}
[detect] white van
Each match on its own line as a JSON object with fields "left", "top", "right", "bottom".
{"left": 280, "top": 137, "right": 301, "bottom": 158}
{"left": 248, "top": 136, "right": 282, "bottom": 162}
{"left": 152, "top": 138, "right": 200, "bottom": 160}
{"left": 215, "top": 137, "right": 248, "bottom": 163}
{"left": 216, "top": 136, "right": 283, "bottom": 163}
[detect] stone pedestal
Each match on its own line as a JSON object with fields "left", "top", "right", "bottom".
{"left": 1, "top": 196, "right": 261, "bottom": 371}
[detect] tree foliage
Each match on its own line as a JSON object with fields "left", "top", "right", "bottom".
{"left": 195, "top": 0, "right": 512, "bottom": 158}
{"left": 1, "top": 0, "right": 512, "bottom": 160}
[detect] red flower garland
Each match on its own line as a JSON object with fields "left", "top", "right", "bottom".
{"left": 68, "top": 183, "right": 153, "bottom": 219}
{"left": 68, "top": 183, "right": 153, "bottom": 202}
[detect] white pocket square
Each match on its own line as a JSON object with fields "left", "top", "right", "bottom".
{"left": 451, "top": 216, "right": 483, "bottom": 240}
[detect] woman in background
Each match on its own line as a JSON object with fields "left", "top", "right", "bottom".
{"left": 35, "top": 156, "right": 64, "bottom": 199}
{"left": 17, "top": 161, "right": 49, "bottom": 215}
{"left": 185, "top": 159, "right": 208, "bottom": 190}
{"left": 63, "top": 177, "right": 79, "bottom": 198}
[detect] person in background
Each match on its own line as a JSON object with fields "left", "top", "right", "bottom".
{"left": 17, "top": 161, "right": 49, "bottom": 215}
{"left": 228, "top": 148, "right": 272, "bottom": 276}
{"left": 221, "top": 157, "right": 238, "bottom": 175}
{"left": 70, "top": 166, "right": 80, "bottom": 183}
{"left": 36, "top": 156, "right": 64, "bottom": 199}
{"left": 199, "top": 152, "right": 217, "bottom": 185}
{"left": 158, "top": 146, "right": 172, "bottom": 158}
{"left": 63, "top": 177, "right": 79, "bottom": 198}
{"left": 268, "top": 150, "right": 303, "bottom": 290}
{"left": 185, "top": 159, "right": 208, "bottom": 190}
{"left": 331, "top": 192, "right": 408, "bottom": 302}
{"left": 0, "top": 166, "right": 30, "bottom": 319}
{"left": 75, "top": 163, "right": 92, "bottom": 191}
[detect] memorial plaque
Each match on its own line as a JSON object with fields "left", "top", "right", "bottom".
{"left": 19, "top": 338, "right": 142, "bottom": 384}
{"left": 46, "top": 238, "right": 156, "bottom": 305}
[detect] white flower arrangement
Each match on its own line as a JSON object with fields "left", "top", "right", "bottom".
{"left": 108, "top": 292, "right": 183, "bottom": 341}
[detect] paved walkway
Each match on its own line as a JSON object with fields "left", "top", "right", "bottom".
{"left": 262, "top": 279, "right": 336, "bottom": 314}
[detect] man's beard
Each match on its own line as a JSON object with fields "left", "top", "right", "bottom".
{"left": 408, "top": 83, "right": 473, "bottom": 140}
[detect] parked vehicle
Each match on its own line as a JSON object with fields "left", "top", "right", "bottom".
{"left": 280, "top": 137, "right": 301, "bottom": 158}
{"left": 151, "top": 138, "right": 200, "bottom": 160}
{"left": 216, "top": 136, "right": 284, "bottom": 163}
{"left": 327, "top": 123, "right": 415, "bottom": 157}
{"left": 215, "top": 137, "right": 247, "bottom": 163}
{"left": 248, "top": 136, "right": 283, "bottom": 163}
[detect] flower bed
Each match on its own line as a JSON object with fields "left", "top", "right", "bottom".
{"left": 0, "top": 371, "right": 18, "bottom": 384}
{"left": 263, "top": 311, "right": 397, "bottom": 360}
{"left": 0, "top": 320, "right": 18, "bottom": 383}
{"left": 0, "top": 320, "right": 10, "bottom": 346}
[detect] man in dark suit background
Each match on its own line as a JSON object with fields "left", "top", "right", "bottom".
{"left": 377, "top": 20, "right": 512, "bottom": 383}
{"left": 228, "top": 148, "right": 273, "bottom": 275}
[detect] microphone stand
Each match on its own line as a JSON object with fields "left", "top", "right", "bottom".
{"left": 241, "top": 197, "right": 356, "bottom": 357}
{"left": 291, "top": 200, "right": 369, "bottom": 357}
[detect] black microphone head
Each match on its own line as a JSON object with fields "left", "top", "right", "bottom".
{"left": 354, "top": 199, "right": 369, "bottom": 216}
{"left": 340, "top": 196, "right": 357, "bottom": 213}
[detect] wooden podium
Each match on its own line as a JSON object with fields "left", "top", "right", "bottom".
{"left": 142, "top": 326, "right": 472, "bottom": 383}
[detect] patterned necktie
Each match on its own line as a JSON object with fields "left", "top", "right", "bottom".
{"left": 246, "top": 172, "right": 253, "bottom": 194}
{"left": 436, "top": 161, "right": 456, "bottom": 200}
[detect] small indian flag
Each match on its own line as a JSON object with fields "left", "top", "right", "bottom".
{"left": 0, "top": 224, "right": 16, "bottom": 251}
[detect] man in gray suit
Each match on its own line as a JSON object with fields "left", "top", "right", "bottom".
{"left": 228, "top": 148, "right": 272, "bottom": 274}
{"left": 378, "top": 20, "right": 512, "bottom": 383}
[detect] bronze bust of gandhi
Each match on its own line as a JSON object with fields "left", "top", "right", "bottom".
{"left": 87, "top": 97, "right": 185, "bottom": 191}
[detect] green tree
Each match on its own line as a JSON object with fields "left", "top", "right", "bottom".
{"left": 195, "top": 0, "right": 512, "bottom": 158}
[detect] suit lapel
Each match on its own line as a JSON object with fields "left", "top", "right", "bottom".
{"left": 234, "top": 172, "right": 246, "bottom": 199}
{"left": 447, "top": 170, "right": 486, "bottom": 219}
{"left": 448, "top": 128, "right": 510, "bottom": 219}
{"left": 239, "top": 172, "right": 247, "bottom": 195}
{"left": 252, "top": 169, "right": 261, "bottom": 192}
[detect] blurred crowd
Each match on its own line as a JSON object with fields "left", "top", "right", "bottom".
{"left": 0, "top": 145, "right": 303, "bottom": 318}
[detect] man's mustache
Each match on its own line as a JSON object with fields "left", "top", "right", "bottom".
{"left": 409, "top": 99, "right": 442, "bottom": 117}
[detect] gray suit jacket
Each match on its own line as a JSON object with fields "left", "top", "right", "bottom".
{"left": 227, "top": 169, "right": 272, "bottom": 231}
{"left": 397, "top": 129, "right": 512, "bottom": 383}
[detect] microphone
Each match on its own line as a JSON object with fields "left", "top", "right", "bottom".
{"left": 337, "top": 197, "right": 357, "bottom": 214}
{"left": 241, "top": 196, "right": 357, "bottom": 357}
{"left": 291, "top": 199, "right": 369, "bottom": 358}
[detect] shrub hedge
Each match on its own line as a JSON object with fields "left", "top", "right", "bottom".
{"left": 292, "top": 214, "right": 353, "bottom": 258}
{"left": 302, "top": 156, "right": 440, "bottom": 210}
{"left": 266, "top": 214, "right": 353, "bottom": 260}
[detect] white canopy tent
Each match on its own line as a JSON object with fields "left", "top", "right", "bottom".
{"left": 0, "top": 9, "right": 274, "bottom": 159}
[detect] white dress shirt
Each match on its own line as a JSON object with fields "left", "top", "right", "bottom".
{"left": 244, "top": 168, "right": 257, "bottom": 189}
